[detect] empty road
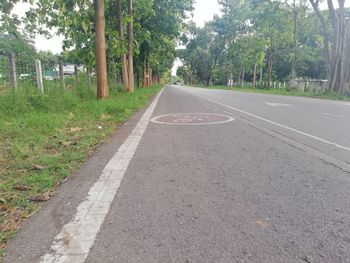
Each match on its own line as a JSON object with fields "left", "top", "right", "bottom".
{"left": 5, "top": 86, "right": 350, "bottom": 263}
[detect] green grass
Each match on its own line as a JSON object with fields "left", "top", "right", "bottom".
{"left": 190, "top": 85, "right": 350, "bottom": 101}
{"left": 0, "top": 81, "right": 162, "bottom": 257}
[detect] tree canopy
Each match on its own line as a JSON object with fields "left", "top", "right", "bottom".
{"left": 177, "top": 0, "right": 350, "bottom": 94}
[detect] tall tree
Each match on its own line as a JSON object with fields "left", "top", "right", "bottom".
{"left": 127, "top": 0, "right": 134, "bottom": 92}
{"left": 309, "top": 0, "right": 350, "bottom": 93}
{"left": 117, "top": 0, "right": 130, "bottom": 92}
{"left": 327, "top": 0, "right": 348, "bottom": 94}
{"left": 95, "top": 0, "right": 109, "bottom": 99}
{"left": 285, "top": 0, "right": 307, "bottom": 79}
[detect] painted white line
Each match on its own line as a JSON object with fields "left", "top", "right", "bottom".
{"left": 201, "top": 97, "right": 350, "bottom": 153}
{"left": 321, "top": 112, "right": 344, "bottom": 119}
{"left": 40, "top": 89, "right": 164, "bottom": 263}
{"left": 265, "top": 102, "right": 294, "bottom": 107}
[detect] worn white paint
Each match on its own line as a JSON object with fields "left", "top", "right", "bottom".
{"left": 264, "top": 102, "right": 294, "bottom": 107}
{"left": 321, "top": 112, "right": 344, "bottom": 119}
{"left": 151, "top": 113, "right": 234, "bottom": 126}
{"left": 40, "top": 89, "right": 163, "bottom": 263}
{"left": 202, "top": 97, "right": 350, "bottom": 152}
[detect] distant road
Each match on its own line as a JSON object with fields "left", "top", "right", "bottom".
{"left": 178, "top": 85, "right": 350, "bottom": 169}
{"left": 5, "top": 85, "right": 350, "bottom": 263}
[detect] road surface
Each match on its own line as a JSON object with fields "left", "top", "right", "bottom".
{"left": 4, "top": 86, "right": 350, "bottom": 263}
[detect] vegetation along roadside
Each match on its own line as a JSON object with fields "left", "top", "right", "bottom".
{"left": 0, "top": 84, "right": 162, "bottom": 257}
{"left": 189, "top": 85, "right": 350, "bottom": 102}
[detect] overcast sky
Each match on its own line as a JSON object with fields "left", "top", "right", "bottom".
{"left": 13, "top": 0, "right": 345, "bottom": 56}
{"left": 12, "top": 0, "right": 220, "bottom": 54}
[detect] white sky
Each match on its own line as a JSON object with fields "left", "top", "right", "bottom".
{"left": 192, "top": 0, "right": 220, "bottom": 27}
{"left": 12, "top": 0, "right": 221, "bottom": 54}
{"left": 12, "top": 0, "right": 346, "bottom": 76}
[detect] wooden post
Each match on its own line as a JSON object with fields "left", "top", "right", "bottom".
{"left": 8, "top": 53, "right": 17, "bottom": 89}
{"left": 35, "top": 59, "right": 44, "bottom": 93}
{"left": 59, "top": 62, "right": 65, "bottom": 90}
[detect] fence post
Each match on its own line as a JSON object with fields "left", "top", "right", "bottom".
{"left": 8, "top": 53, "right": 17, "bottom": 89}
{"left": 74, "top": 65, "right": 79, "bottom": 86}
{"left": 35, "top": 59, "right": 44, "bottom": 93}
{"left": 59, "top": 62, "right": 65, "bottom": 90}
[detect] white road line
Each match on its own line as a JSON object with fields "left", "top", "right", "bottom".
{"left": 40, "top": 89, "right": 164, "bottom": 263}
{"left": 198, "top": 96, "right": 350, "bottom": 153}
{"left": 321, "top": 112, "right": 344, "bottom": 119}
{"left": 265, "top": 102, "right": 294, "bottom": 107}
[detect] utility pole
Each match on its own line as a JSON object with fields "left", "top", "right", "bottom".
{"left": 95, "top": 0, "right": 109, "bottom": 99}
{"left": 127, "top": 0, "right": 134, "bottom": 93}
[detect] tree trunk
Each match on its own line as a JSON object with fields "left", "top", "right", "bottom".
{"left": 309, "top": 0, "right": 347, "bottom": 92}
{"left": 143, "top": 59, "right": 148, "bottom": 87}
{"left": 117, "top": 0, "right": 129, "bottom": 92}
{"left": 227, "top": 63, "right": 233, "bottom": 87}
{"left": 206, "top": 76, "right": 211, "bottom": 86}
{"left": 241, "top": 68, "right": 245, "bottom": 87}
{"left": 237, "top": 67, "right": 242, "bottom": 86}
{"left": 148, "top": 63, "right": 152, "bottom": 86}
{"left": 127, "top": 0, "right": 134, "bottom": 92}
{"left": 309, "top": 0, "right": 335, "bottom": 88}
{"left": 268, "top": 52, "right": 273, "bottom": 88}
{"left": 328, "top": 0, "right": 346, "bottom": 93}
{"left": 95, "top": 0, "right": 108, "bottom": 99}
{"left": 253, "top": 63, "right": 257, "bottom": 88}
{"left": 291, "top": 0, "right": 297, "bottom": 79}
{"left": 344, "top": 22, "right": 350, "bottom": 94}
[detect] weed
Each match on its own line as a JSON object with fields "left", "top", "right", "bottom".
{"left": 0, "top": 82, "right": 162, "bottom": 256}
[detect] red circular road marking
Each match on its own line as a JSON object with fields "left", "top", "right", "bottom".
{"left": 151, "top": 113, "right": 234, "bottom": 126}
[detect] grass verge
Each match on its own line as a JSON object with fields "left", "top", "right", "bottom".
{"left": 190, "top": 85, "right": 350, "bottom": 101}
{"left": 0, "top": 83, "right": 162, "bottom": 257}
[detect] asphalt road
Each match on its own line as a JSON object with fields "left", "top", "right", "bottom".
{"left": 4, "top": 86, "right": 350, "bottom": 263}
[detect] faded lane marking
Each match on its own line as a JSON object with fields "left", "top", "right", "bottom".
{"left": 151, "top": 113, "right": 234, "bottom": 126}
{"left": 321, "top": 112, "right": 344, "bottom": 119}
{"left": 40, "top": 89, "right": 164, "bottom": 263}
{"left": 265, "top": 102, "right": 294, "bottom": 107}
{"left": 195, "top": 96, "right": 350, "bottom": 153}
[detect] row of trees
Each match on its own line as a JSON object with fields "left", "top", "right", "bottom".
{"left": 177, "top": 0, "right": 350, "bottom": 94}
{"left": 1, "top": 0, "right": 194, "bottom": 98}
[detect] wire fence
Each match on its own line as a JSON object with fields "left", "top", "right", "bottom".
{"left": 0, "top": 54, "right": 11, "bottom": 91}
{"left": 0, "top": 52, "right": 97, "bottom": 95}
